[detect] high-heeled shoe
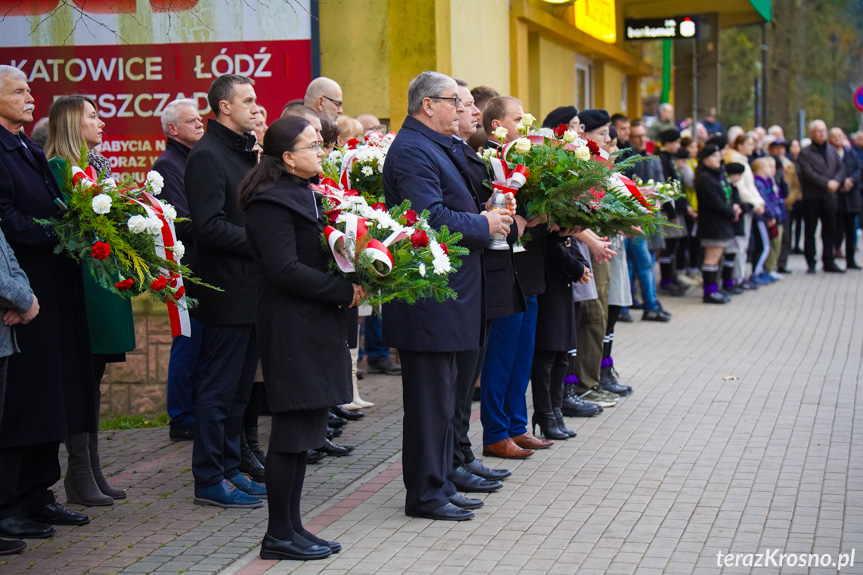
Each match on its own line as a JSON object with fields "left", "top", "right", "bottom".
{"left": 552, "top": 407, "right": 577, "bottom": 438}
{"left": 531, "top": 412, "right": 569, "bottom": 440}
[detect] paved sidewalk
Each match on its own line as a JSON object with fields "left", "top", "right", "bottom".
{"left": 2, "top": 253, "right": 862, "bottom": 574}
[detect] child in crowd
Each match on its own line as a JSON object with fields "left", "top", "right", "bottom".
{"left": 751, "top": 157, "right": 782, "bottom": 285}
{"left": 720, "top": 163, "right": 752, "bottom": 295}
{"left": 754, "top": 157, "right": 787, "bottom": 280}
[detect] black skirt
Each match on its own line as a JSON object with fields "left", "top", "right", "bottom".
{"left": 269, "top": 408, "right": 329, "bottom": 453}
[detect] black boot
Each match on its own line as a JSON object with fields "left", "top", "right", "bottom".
{"left": 600, "top": 367, "right": 632, "bottom": 396}
{"left": 552, "top": 408, "right": 577, "bottom": 437}
{"left": 88, "top": 433, "right": 125, "bottom": 499}
{"left": 64, "top": 433, "right": 114, "bottom": 506}
{"left": 239, "top": 430, "right": 266, "bottom": 483}
{"left": 245, "top": 426, "right": 266, "bottom": 466}
{"left": 531, "top": 413, "right": 569, "bottom": 440}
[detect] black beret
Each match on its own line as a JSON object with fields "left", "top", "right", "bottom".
{"left": 725, "top": 162, "right": 746, "bottom": 175}
{"left": 542, "top": 105, "right": 579, "bottom": 129}
{"left": 697, "top": 143, "right": 722, "bottom": 160}
{"left": 706, "top": 134, "right": 728, "bottom": 149}
{"left": 580, "top": 109, "right": 611, "bottom": 133}
{"left": 609, "top": 126, "right": 618, "bottom": 141}
{"left": 659, "top": 129, "right": 681, "bottom": 144}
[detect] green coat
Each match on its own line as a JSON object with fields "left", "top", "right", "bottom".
{"left": 48, "top": 158, "right": 136, "bottom": 355}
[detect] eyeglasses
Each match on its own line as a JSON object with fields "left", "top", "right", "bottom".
{"left": 290, "top": 142, "right": 323, "bottom": 152}
{"left": 322, "top": 95, "right": 343, "bottom": 108}
{"left": 429, "top": 95, "right": 463, "bottom": 108}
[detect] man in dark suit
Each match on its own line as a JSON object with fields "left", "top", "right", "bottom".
{"left": 382, "top": 71, "right": 513, "bottom": 521}
{"left": 186, "top": 74, "right": 265, "bottom": 508}
{"left": 797, "top": 120, "right": 846, "bottom": 273}
{"left": 829, "top": 127, "right": 862, "bottom": 269}
{"left": 151, "top": 98, "right": 205, "bottom": 442}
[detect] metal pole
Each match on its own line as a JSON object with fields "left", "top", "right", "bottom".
{"left": 798, "top": 109, "right": 806, "bottom": 141}
{"left": 755, "top": 78, "right": 761, "bottom": 127}
{"left": 692, "top": 36, "right": 699, "bottom": 129}
{"left": 761, "top": 23, "right": 768, "bottom": 127}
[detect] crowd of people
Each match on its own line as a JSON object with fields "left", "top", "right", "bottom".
{"left": 0, "top": 62, "right": 859, "bottom": 562}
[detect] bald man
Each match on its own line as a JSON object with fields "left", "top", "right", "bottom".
{"left": 304, "top": 77, "right": 343, "bottom": 122}
{"left": 355, "top": 114, "right": 381, "bottom": 134}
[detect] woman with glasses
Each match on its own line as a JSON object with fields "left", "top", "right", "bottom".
{"left": 240, "top": 116, "right": 364, "bottom": 561}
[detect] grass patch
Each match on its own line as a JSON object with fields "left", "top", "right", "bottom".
{"left": 100, "top": 412, "right": 170, "bottom": 430}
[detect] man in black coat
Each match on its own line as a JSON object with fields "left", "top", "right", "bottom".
{"left": 0, "top": 65, "right": 92, "bottom": 541}
{"left": 151, "top": 98, "right": 205, "bottom": 442}
{"left": 382, "top": 71, "right": 513, "bottom": 521}
{"left": 185, "top": 74, "right": 264, "bottom": 508}
{"left": 828, "top": 127, "right": 862, "bottom": 269}
{"left": 797, "top": 120, "right": 846, "bottom": 273}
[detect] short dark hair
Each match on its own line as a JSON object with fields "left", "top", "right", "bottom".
{"left": 482, "top": 96, "right": 520, "bottom": 135}
{"left": 611, "top": 113, "right": 629, "bottom": 126}
{"left": 454, "top": 78, "right": 469, "bottom": 89}
{"left": 320, "top": 117, "right": 339, "bottom": 146}
{"left": 630, "top": 118, "right": 645, "bottom": 129}
{"left": 471, "top": 85, "right": 500, "bottom": 111}
{"left": 208, "top": 74, "right": 253, "bottom": 118}
{"left": 238, "top": 115, "right": 310, "bottom": 210}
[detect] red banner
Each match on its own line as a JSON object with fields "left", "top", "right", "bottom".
{"left": 1, "top": 39, "right": 311, "bottom": 182}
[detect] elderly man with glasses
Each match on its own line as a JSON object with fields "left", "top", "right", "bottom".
{"left": 304, "top": 77, "right": 343, "bottom": 122}
{"left": 382, "top": 71, "right": 513, "bottom": 521}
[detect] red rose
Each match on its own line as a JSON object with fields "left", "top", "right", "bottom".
{"left": 91, "top": 241, "right": 111, "bottom": 260}
{"left": 115, "top": 278, "right": 134, "bottom": 291}
{"left": 404, "top": 210, "right": 419, "bottom": 226}
{"left": 554, "top": 123, "right": 568, "bottom": 138}
{"left": 440, "top": 243, "right": 449, "bottom": 255}
{"left": 410, "top": 229, "right": 429, "bottom": 249}
{"left": 325, "top": 208, "right": 341, "bottom": 224}
{"left": 150, "top": 275, "right": 167, "bottom": 291}
{"left": 371, "top": 202, "right": 388, "bottom": 212}
{"left": 173, "top": 286, "right": 186, "bottom": 300}
{"left": 587, "top": 139, "right": 600, "bottom": 155}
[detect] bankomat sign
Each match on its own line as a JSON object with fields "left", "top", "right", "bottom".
{"left": 624, "top": 16, "right": 699, "bottom": 40}
{"left": 0, "top": 1, "right": 313, "bottom": 183}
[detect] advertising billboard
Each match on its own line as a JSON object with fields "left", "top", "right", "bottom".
{"left": 0, "top": 1, "right": 314, "bottom": 182}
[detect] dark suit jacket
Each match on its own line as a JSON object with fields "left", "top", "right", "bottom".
{"left": 797, "top": 143, "right": 845, "bottom": 203}
{"left": 185, "top": 119, "right": 258, "bottom": 324}
{"left": 837, "top": 149, "right": 862, "bottom": 214}
{"left": 381, "top": 117, "right": 490, "bottom": 352}
{"left": 245, "top": 175, "right": 354, "bottom": 411}
{"left": 152, "top": 138, "right": 194, "bottom": 262}
{"left": 535, "top": 236, "right": 588, "bottom": 352}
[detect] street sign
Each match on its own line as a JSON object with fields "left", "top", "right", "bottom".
{"left": 624, "top": 16, "right": 699, "bottom": 40}
{"left": 854, "top": 84, "right": 863, "bottom": 112}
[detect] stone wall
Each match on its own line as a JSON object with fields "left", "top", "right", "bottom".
{"left": 99, "top": 297, "right": 172, "bottom": 415}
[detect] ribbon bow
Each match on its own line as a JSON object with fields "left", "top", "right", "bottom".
{"left": 324, "top": 214, "right": 405, "bottom": 277}
{"left": 71, "top": 165, "right": 100, "bottom": 189}
{"left": 489, "top": 156, "right": 530, "bottom": 196}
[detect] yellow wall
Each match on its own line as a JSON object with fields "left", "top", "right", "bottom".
{"left": 600, "top": 62, "right": 626, "bottom": 115}
{"left": 533, "top": 35, "right": 576, "bottom": 121}
{"left": 449, "top": 0, "right": 510, "bottom": 92}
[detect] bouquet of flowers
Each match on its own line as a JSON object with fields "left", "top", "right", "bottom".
{"left": 317, "top": 185, "right": 467, "bottom": 307}
{"left": 321, "top": 130, "right": 395, "bottom": 205}
{"left": 482, "top": 115, "right": 676, "bottom": 237}
{"left": 631, "top": 176, "right": 684, "bottom": 205}
{"left": 37, "top": 150, "right": 213, "bottom": 314}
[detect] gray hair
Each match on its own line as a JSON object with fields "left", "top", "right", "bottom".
{"left": 808, "top": 119, "right": 826, "bottom": 133}
{"left": 161, "top": 98, "right": 197, "bottom": 136}
{"left": 658, "top": 103, "right": 673, "bottom": 113}
{"left": 407, "top": 71, "right": 456, "bottom": 116}
{"left": 0, "top": 65, "right": 27, "bottom": 91}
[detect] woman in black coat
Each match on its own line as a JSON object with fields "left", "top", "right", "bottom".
{"left": 240, "top": 116, "right": 364, "bottom": 562}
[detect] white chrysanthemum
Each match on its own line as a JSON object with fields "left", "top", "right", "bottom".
{"left": 418, "top": 263, "right": 426, "bottom": 277}
{"left": 361, "top": 165, "right": 374, "bottom": 177}
{"left": 173, "top": 240, "right": 185, "bottom": 262}
{"left": 492, "top": 126, "right": 509, "bottom": 142}
{"left": 127, "top": 215, "right": 148, "bottom": 234}
{"left": 91, "top": 193, "right": 112, "bottom": 215}
{"left": 513, "top": 138, "right": 531, "bottom": 154}
{"left": 432, "top": 256, "right": 451, "bottom": 275}
{"left": 160, "top": 203, "right": 177, "bottom": 222}
{"left": 146, "top": 170, "right": 164, "bottom": 195}
{"left": 575, "top": 146, "right": 591, "bottom": 161}
{"left": 145, "top": 215, "right": 163, "bottom": 236}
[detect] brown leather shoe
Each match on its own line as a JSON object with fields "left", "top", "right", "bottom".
{"left": 482, "top": 437, "right": 534, "bottom": 459}
{"left": 511, "top": 432, "right": 553, "bottom": 450}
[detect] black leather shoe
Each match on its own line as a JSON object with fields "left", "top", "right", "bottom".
{"left": 314, "top": 439, "right": 355, "bottom": 457}
{"left": 703, "top": 292, "right": 730, "bottom": 304}
{"left": 0, "top": 516, "right": 54, "bottom": 539}
{"left": 307, "top": 450, "right": 326, "bottom": 464}
{"left": 658, "top": 282, "right": 687, "bottom": 296}
{"left": 24, "top": 503, "right": 89, "bottom": 526}
{"left": 169, "top": 423, "right": 194, "bottom": 441}
{"left": 823, "top": 262, "right": 846, "bottom": 273}
{"left": 367, "top": 357, "right": 402, "bottom": 375}
{"left": 327, "top": 411, "right": 348, "bottom": 428}
{"left": 600, "top": 367, "right": 632, "bottom": 396}
{"left": 642, "top": 308, "right": 671, "bottom": 322}
{"left": 806, "top": 266, "right": 817, "bottom": 274}
{"left": 777, "top": 266, "right": 792, "bottom": 274}
{"left": 0, "top": 538, "right": 26, "bottom": 554}
{"left": 450, "top": 466, "right": 502, "bottom": 493}
{"left": 294, "top": 532, "right": 341, "bottom": 554}
{"left": 848, "top": 261, "right": 862, "bottom": 270}
{"left": 260, "top": 533, "right": 331, "bottom": 561}
{"left": 408, "top": 503, "right": 473, "bottom": 521}
{"left": 325, "top": 426, "right": 342, "bottom": 439}
{"left": 448, "top": 492, "right": 483, "bottom": 510}
{"left": 464, "top": 458, "right": 511, "bottom": 481}
{"left": 331, "top": 405, "right": 364, "bottom": 420}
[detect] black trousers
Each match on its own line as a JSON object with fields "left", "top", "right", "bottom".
{"left": 835, "top": 212, "right": 860, "bottom": 262}
{"left": 451, "top": 347, "right": 482, "bottom": 469}
{"left": 0, "top": 441, "right": 60, "bottom": 520}
{"left": 530, "top": 349, "right": 569, "bottom": 415}
{"left": 0, "top": 357, "right": 7, "bottom": 425}
{"left": 192, "top": 323, "right": 258, "bottom": 489}
{"left": 400, "top": 349, "right": 457, "bottom": 515}
{"left": 803, "top": 197, "right": 837, "bottom": 267}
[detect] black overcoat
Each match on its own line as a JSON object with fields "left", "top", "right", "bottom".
{"left": 245, "top": 175, "right": 354, "bottom": 412}
{"left": 695, "top": 166, "right": 737, "bottom": 241}
{"left": 837, "top": 149, "right": 863, "bottom": 214}
{"left": 185, "top": 119, "right": 258, "bottom": 325}
{"left": 534, "top": 236, "right": 588, "bottom": 352}
{"left": 0, "top": 128, "right": 96, "bottom": 448}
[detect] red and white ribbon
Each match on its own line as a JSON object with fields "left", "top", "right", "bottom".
{"left": 71, "top": 165, "right": 100, "bottom": 189}
{"left": 488, "top": 156, "right": 530, "bottom": 195}
{"left": 610, "top": 174, "right": 656, "bottom": 212}
{"left": 324, "top": 213, "right": 396, "bottom": 277}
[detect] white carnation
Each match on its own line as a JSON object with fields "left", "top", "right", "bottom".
{"left": 145, "top": 215, "right": 163, "bottom": 236}
{"left": 91, "top": 193, "right": 112, "bottom": 215}
{"left": 433, "top": 256, "right": 451, "bottom": 275}
{"left": 160, "top": 203, "right": 177, "bottom": 222}
{"left": 418, "top": 263, "right": 426, "bottom": 277}
{"left": 127, "top": 215, "right": 148, "bottom": 234}
{"left": 146, "top": 170, "right": 164, "bottom": 195}
{"left": 172, "top": 240, "right": 185, "bottom": 262}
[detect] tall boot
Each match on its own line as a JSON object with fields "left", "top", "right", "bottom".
{"left": 342, "top": 377, "right": 373, "bottom": 410}
{"left": 64, "top": 433, "right": 113, "bottom": 506}
{"left": 245, "top": 425, "right": 267, "bottom": 466}
{"left": 88, "top": 432, "right": 126, "bottom": 499}
{"left": 239, "top": 428, "right": 266, "bottom": 483}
